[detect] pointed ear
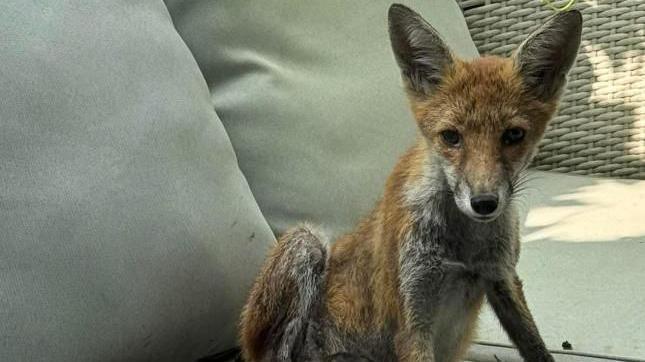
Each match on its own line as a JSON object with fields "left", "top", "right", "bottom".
{"left": 388, "top": 4, "right": 453, "bottom": 96}
{"left": 514, "top": 10, "right": 583, "bottom": 101}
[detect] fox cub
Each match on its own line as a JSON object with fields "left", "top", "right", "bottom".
{"left": 240, "top": 4, "right": 582, "bottom": 362}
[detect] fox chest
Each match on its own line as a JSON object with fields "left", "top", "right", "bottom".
{"left": 434, "top": 270, "right": 486, "bottom": 330}
{"left": 431, "top": 270, "right": 487, "bottom": 360}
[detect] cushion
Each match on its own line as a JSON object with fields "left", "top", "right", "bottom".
{"left": 0, "top": 1, "right": 274, "bottom": 360}
{"left": 472, "top": 171, "right": 645, "bottom": 360}
{"left": 165, "top": 0, "right": 479, "bottom": 237}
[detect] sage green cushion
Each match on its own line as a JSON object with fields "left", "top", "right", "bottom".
{"left": 0, "top": 1, "right": 273, "bottom": 360}
{"left": 166, "top": 0, "right": 479, "bottom": 237}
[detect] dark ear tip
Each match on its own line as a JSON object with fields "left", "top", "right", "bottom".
{"left": 567, "top": 9, "right": 582, "bottom": 20}
{"left": 555, "top": 10, "right": 583, "bottom": 29}
{"left": 569, "top": 9, "right": 583, "bottom": 21}
{"left": 388, "top": 3, "right": 414, "bottom": 22}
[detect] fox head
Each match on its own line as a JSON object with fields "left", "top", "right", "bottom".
{"left": 388, "top": 4, "right": 582, "bottom": 222}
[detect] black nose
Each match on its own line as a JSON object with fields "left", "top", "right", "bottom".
{"left": 470, "top": 194, "right": 499, "bottom": 216}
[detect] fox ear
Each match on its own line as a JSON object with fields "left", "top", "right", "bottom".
{"left": 514, "top": 11, "right": 582, "bottom": 101}
{"left": 388, "top": 4, "right": 453, "bottom": 96}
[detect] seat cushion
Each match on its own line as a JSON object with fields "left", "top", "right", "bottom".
{"left": 0, "top": 1, "right": 274, "bottom": 360}
{"left": 165, "top": 0, "right": 479, "bottom": 237}
{"left": 472, "top": 171, "right": 645, "bottom": 360}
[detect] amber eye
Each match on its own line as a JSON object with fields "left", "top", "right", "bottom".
{"left": 440, "top": 130, "right": 461, "bottom": 147}
{"left": 502, "top": 128, "right": 525, "bottom": 145}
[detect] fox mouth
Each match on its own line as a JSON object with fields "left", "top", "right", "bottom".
{"left": 471, "top": 214, "right": 499, "bottom": 223}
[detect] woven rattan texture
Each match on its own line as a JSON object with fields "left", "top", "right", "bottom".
{"left": 459, "top": 0, "right": 644, "bottom": 179}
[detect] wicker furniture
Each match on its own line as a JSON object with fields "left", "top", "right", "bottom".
{"left": 459, "top": 0, "right": 644, "bottom": 179}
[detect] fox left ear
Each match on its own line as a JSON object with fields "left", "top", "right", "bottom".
{"left": 388, "top": 4, "right": 453, "bottom": 96}
{"left": 514, "top": 10, "right": 583, "bottom": 101}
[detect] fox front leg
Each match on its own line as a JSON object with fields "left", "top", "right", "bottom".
{"left": 396, "top": 238, "right": 445, "bottom": 361}
{"left": 486, "top": 273, "right": 554, "bottom": 362}
{"left": 395, "top": 330, "right": 436, "bottom": 362}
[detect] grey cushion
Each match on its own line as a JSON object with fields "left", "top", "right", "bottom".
{"left": 165, "top": 0, "right": 479, "bottom": 237}
{"left": 0, "top": 1, "right": 273, "bottom": 360}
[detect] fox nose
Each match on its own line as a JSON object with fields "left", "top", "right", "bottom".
{"left": 470, "top": 194, "right": 499, "bottom": 216}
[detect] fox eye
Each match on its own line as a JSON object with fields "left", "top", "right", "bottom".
{"left": 440, "top": 130, "right": 461, "bottom": 147}
{"left": 502, "top": 128, "right": 525, "bottom": 145}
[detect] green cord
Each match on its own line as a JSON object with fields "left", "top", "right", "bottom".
{"left": 541, "top": 0, "right": 577, "bottom": 11}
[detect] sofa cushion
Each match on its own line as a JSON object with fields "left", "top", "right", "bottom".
{"left": 165, "top": 0, "right": 479, "bottom": 237}
{"left": 0, "top": 1, "right": 274, "bottom": 360}
{"left": 472, "top": 171, "right": 645, "bottom": 360}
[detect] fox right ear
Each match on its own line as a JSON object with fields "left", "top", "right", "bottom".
{"left": 514, "top": 11, "right": 582, "bottom": 101}
{"left": 388, "top": 4, "right": 453, "bottom": 96}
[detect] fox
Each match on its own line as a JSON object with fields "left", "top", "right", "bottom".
{"left": 239, "top": 4, "right": 582, "bottom": 362}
